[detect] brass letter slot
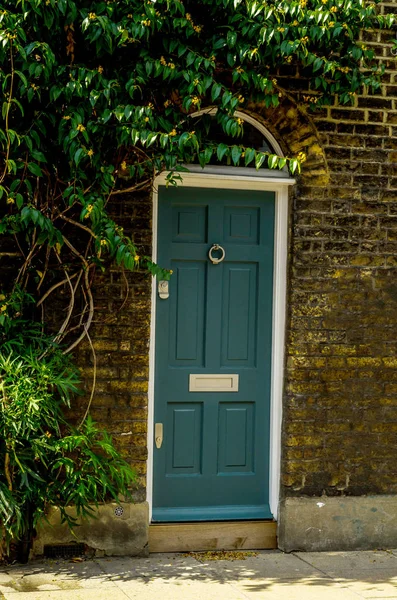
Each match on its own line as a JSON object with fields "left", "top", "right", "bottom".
{"left": 189, "top": 374, "right": 239, "bottom": 392}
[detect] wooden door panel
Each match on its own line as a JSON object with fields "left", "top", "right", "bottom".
{"left": 218, "top": 402, "right": 255, "bottom": 474}
{"left": 169, "top": 261, "right": 206, "bottom": 366}
{"left": 166, "top": 403, "right": 203, "bottom": 475}
{"left": 153, "top": 186, "right": 275, "bottom": 522}
{"left": 223, "top": 206, "right": 260, "bottom": 245}
{"left": 172, "top": 204, "right": 208, "bottom": 243}
{"left": 221, "top": 264, "right": 258, "bottom": 366}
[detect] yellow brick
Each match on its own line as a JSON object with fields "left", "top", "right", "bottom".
{"left": 383, "top": 357, "right": 397, "bottom": 368}
{"left": 346, "top": 357, "right": 382, "bottom": 368}
{"left": 109, "top": 380, "right": 148, "bottom": 393}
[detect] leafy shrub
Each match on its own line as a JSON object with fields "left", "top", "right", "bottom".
{"left": 0, "top": 290, "right": 136, "bottom": 561}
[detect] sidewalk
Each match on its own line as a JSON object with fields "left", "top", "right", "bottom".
{"left": 1, "top": 549, "right": 397, "bottom": 599}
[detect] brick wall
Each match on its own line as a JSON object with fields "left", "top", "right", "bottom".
{"left": 281, "top": 2, "right": 397, "bottom": 497}
{"left": 73, "top": 190, "right": 153, "bottom": 502}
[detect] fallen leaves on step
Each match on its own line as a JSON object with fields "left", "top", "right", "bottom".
{"left": 186, "top": 550, "right": 259, "bottom": 562}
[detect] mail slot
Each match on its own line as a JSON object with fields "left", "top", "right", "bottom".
{"left": 189, "top": 374, "right": 239, "bottom": 392}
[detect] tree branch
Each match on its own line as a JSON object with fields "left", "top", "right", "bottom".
{"left": 110, "top": 179, "right": 151, "bottom": 196}
{"left": 62, "top": 266, "right": 94, "bottom": 354}
{"left": 57, "top": 214, "right": 97, "bottom": 238}
{"left": 37, "top": 272, "right": 79, "bottom": 307}
{"left": 53, "top": 253, "right": 75, "bottom": 343}
{"left": 0, "top": 42, "right": 14, "bottom": 186}
{"left": 78, "top": 324, "right": 96, "bottom": 429}
{"left": 61, "top": 236, "right": 94, "bottom": 354}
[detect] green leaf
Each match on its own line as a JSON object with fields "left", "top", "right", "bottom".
{"left": 313, "top": 57, "right": 323, "bottom": 72}
{"left": 204, "top": 146, "right": 213, "bottom": 164}
{"left": 211, "top": 83, "right": 222, "bottom": 101}
{"left": 278, "top": 158, "right": 287, "bottom": 169}
{"left": 31, "top": 150, "right": 47, "bottom": 163}
{"left": 16, "top": 194, "right": 24, "bottom": 209}
{"left": 289, "top": 158, "right": 299, "bottom": 174}
{"left": 198, "top": 151, "right": 206, "bottom": 168}
{"left": 244, "top": 147, "right": 255, "bottom": 166}
{"left": 231, "top": 145, "right": 242, "bottom": 165}
{"left": 27, "top": 163, "right": 43, "bottom": 177}
{"left": 227, "top": 30, "right": 237, "bottom": 48}
{"left": 255, "top": 153, "right": 266, "bottom": 169}
{"left": 216, "top": 143, "right": 229, "bottom": 161}
{"left": 14, "top": 70, "right": 28, "bottom": 88}
{"left": 147, "top": 132, "right": 158, "bottom": 147}
{"left": 74, "top": 148, "right": 84, "bottom": 166}
{"left": 213, "top": 37, "right": 226, "bottom": 50}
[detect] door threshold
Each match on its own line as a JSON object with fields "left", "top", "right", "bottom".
{"left": 149, "top": 520, "right": 277, "bottom": 553}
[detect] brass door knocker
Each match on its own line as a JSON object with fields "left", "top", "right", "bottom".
{"left": 208, "top": 244, "right": 225, "bottom": 265}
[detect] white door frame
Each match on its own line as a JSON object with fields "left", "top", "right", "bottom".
{"left": 147, "top": 169, "right": 293, "bottom": 522}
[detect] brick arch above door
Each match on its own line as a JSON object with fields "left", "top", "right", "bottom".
{"left": 241, "top": 98, "right": 330, "bottom": 187}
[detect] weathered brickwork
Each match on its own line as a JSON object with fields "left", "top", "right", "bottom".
{"left": 71, "top": 191, "right": 153, "bottom": 502}
{"left": 280, "top": 3, "right": 397, "bottom": 498}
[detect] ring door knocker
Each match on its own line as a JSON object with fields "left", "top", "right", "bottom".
{"left": 208, "top": 243, "right": 226, "bottom": 265}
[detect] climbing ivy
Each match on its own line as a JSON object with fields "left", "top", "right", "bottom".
{"left": 0, "top": 0, "right": 394, "bottom": 298}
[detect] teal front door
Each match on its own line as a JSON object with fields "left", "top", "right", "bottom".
{"left": 153, "top": 186, "right": 275, "bottom": 522}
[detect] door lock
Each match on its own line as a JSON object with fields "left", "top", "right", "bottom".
{"left": 158, "top": 280, "right": 169, "bottom": 299}
{"left": 155, "top": 423, "right": 163, "bottom": 449}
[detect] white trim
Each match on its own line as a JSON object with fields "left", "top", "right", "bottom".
{"left": 154, "top": 170, "right": 294, "bottom": 189}
{"left": 269, "top": 188, "right": 289, "bottom": 519}
{"left": 190, "top": 108, "right": 285, "bottom": 159}
{"left": 147, "top": 172, "right": 290, "bottom": 522}
{"left": 147, "top": 188, "right": 158, "bottom": 522}
{"left": 180, "top": 164, "right": 292, "bottom": 180}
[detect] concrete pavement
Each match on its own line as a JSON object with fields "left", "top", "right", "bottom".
{"left": 1, "top": 549, "right": 397, "bottom": 599}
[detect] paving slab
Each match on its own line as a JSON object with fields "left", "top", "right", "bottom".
{"left": 297, "top": 550, "right": 397, "bottom": 575}
{"left": 116, "top": 578, "right": 249, "bottom": 600}
{"left": 1, "top": 590, "right": 129, "bottom": 600}
{"left": 1, "top": 550, "right": 397, "bottom": 599}
{"left": 294, "top": 551, "right": 397, "bottom": 600}
{"left": 4, "top": 559, "right": 109, "bottom": 580}
{"left": 202, "top": 550, "right": 330, "bottom": 581}
{"left": 0, "top": 560, "right": 117, "bottom": 594}
{"left": 337, "top": 579, "right": 397, "bottom": 599}
{"left": 233, "top": 581, "right": 368, "bottom": 600}
{"left": 97, "top": 553, "right": 207, "bottom": 576}
{"left": 97, "top": 554, "right": 246, "bottom": 599}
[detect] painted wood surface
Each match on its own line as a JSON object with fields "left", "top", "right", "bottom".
{"left": 153, "top": 187, "right": 275, "bottom": 522}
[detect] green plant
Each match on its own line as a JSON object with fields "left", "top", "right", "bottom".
{"left": 0, "top": 288, "right": 136, "bottom": 562}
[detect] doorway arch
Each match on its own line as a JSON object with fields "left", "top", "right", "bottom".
{"left": 191, "top": 107, "right": 285, "bottom": 160}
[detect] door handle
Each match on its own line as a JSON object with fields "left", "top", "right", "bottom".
{"left": 155, "top": 423, "right": 163, "bottom": 449}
